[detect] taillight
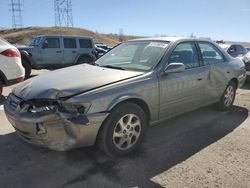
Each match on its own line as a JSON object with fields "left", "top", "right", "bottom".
{"left": 0, "top": 48, "right": 21, "bottom": 58}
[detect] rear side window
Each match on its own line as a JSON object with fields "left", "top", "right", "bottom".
{"left": 79, "top": 39, "right": 93, "bottom": 48}
{"left": 168, "top": 42, "right": 199, "bottom": 69}
{"left": 236, "top": 45, "right": 247, "bottom": 54}
{"left": 44, "top": 38, "right": 60, "bottom": 48}
{"left": 64, "top": 38, "right": 77, "bottom": 48}
{"left": 198, "top": 42, "right": 224, "bottom": 65}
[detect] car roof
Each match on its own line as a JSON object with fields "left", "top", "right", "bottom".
{"left": 129, "top": 37, "right": 212, "bottom": 43}
{"left": 33, "top": 35, "right": 93, "bottom": 39}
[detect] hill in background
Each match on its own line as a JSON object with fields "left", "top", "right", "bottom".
{"left": 0, "top": 27, "right": 250, "bottom": 48}
{"left": 0, "top": 27, "right": 138, "bottom": 47}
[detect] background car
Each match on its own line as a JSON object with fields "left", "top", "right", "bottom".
{"left": 95, "top": 46, "right": 108, "bottom": 58}
{"left": 0, "top": 37, "right": 25, "bottom": 95}
{"left": 95, "top": 43, "right": 111, "bottom": 51}
{"left": 243, "top": 51, "right": 250, "bottom": 76}
{"left": 220, "top": 43, "right": 248, "bottom": 58}
{"left": 4, "top": 37, "right": 246, "bottom": 157}
{"left": 18, "top": 35, "right": 97, "bottom": 78}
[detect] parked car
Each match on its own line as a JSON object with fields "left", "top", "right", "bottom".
{"left": 243, "top": 51, "right": 250, "bottom": 75}
{"left": 4, "top": 37, "right": 246, "bottom": 157}
{"left": 95, "top": 46, "right": 108, "bottom": 58}
{"left": 95, "top": 43, "right": 111, "bottom": 51}
{"left": 220, "top": 44, "right": 248, "bottom": 58}
{"left": 0, "top": 37, "right": 25, "bottom": 95}
{"left": 18, "top": 35, "right": 97, "bottom": 78}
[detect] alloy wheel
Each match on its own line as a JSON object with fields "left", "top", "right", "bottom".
{"left": 112, "top": 114, "right": 141, "bottom": 150}
{"left": 224, "top": 85, "right": 235, "bottom": 107}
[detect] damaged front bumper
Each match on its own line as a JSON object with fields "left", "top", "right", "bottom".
{"left": 4, "top": 94, "right": 109, "bottom": 151}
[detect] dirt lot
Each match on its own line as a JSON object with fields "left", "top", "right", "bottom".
{"left": 0, "top": 70, "right": 250, "bottom": 188}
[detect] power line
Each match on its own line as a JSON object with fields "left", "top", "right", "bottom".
{"left": 9, "top": 0, "right": 23, "bottom": 28}
{"left": 54, "top": 0, "right": 74, "bottom": 27}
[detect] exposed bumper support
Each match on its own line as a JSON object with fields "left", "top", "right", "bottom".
{"left": 4, "top": 103, "right": 109, "bottom": 151}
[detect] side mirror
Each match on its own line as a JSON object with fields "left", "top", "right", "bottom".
{"left": 42, "top": 41, "right": 48, "bottom": 49}
{"left": 164, "top": 62, "right": 185, "bottom": 74}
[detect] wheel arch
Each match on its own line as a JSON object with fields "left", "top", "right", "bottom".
{"left": 230, "top": 78, "right": 238, "bottom": 88}
{"left": 108, "top": 96, "right": 151, "bottom": 123}
{"left": 20, "top": 51, "right": 32, "bottom": 66}
{"left": 75, "top": 53, "right": 96, "bottom": 64}
{"left": 0, "top": 70, "right": 7, "bottom": 85}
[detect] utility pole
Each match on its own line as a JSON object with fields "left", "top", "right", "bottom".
{"left": 54, "top": 0, "right": 74, "bottom": 27}
{"left": 9, "top": 0, "right": 23, "bottom": 28}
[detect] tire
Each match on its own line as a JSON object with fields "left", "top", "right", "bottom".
{"left": 0, "top": 80, "right": 3, "bottom": 95}
{"left": 216, "top": 81, "right": 236, "bottom": 111}
{"left": 76, "top": 55, "right": 94, "bottom": 65}
{"left": 22, "top": 58, "right": 31, "bottom": 79}
{"left": 97, "top": 102, "right": 147, "bottom": 157}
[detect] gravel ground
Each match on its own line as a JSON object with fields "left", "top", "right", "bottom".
{"left": 0, "top": 70, "right": 249, "bottom": 188}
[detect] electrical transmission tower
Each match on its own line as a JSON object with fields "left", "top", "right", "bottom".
{"left": 54, "top": 0, "right": 74, "bottom": 27}
{"left": 9, "top": 0, "right": 23, "bottom": 28}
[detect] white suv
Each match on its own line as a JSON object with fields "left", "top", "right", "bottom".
{"left": 0, "top": 37, "right": 25, "bottom": 94}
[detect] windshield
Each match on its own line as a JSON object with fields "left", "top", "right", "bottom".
{"left": 95, "top": 41, "right": 169, "bottom": 71}
{"left": 29, "top": 37, "right": 43, "bottom": 46}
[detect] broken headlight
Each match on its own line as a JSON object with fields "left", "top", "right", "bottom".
{"left": 21, "top": 99, "right": 58, "bottom": 113}
{"left": 60, "top": 102, "right": 91, "bottom": 114}
{"left": 21, "top": 99, "right": 91, "bottom": 114}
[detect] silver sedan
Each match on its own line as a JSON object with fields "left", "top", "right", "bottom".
{"left": 4, "top": 37, "right": 246, "bottom": 157}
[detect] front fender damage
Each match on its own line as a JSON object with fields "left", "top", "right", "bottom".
{"left": 31, "top": 110, "right": 109, "bottom": 151}
{"left": 15, "top": 88, "right": 109, "bottom": 151}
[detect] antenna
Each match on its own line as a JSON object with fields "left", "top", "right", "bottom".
{"left": 9, "top": 0, "right": 23, "bottom": 28}
{"left": 54, "top": 0, "right": 74, "bottom": 27}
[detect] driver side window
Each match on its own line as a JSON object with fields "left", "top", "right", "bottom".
{"left": 168, "top": 42, "right": 199, "bottom": 69}
{"left": 43, "top": 38, "right": 60, "bottom": 48}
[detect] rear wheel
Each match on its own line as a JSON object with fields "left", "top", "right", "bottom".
{"left": 216, "top": 81, "right": 236, "bottom": 111}
{"left": 76, "top": 55, "right": 95, "bottom": 65}
{"left": 0, "top": 80, "right": 3, "bottom": 95}
{"left": 22, "top": 58, "right": 31, "bottom": 79}
{"left": 97, "top": 102, "right": 147, "bottom": 157}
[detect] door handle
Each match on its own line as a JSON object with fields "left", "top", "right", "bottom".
{"left": 197, "top": 78, "right": 203, "bottom": 81}
{"left": 56, "top": 51, "right": 62, "bottom": 53}
{"left": 72, "top": 51, "right": 77, "bottom": 53}
{"left": 226, "top": 71, "right": 231, "bottom": 74}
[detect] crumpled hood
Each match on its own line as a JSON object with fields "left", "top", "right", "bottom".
{"left": 13, "top": 64, "right": 143, "bottom": 100}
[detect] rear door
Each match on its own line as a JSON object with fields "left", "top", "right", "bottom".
{"left": 79, "top": 38, "right": 93, "bottom": 54}
{"left": 63, "top": 38, "right": 78, "bottom": 65}
{"left": 197, "top": 42, "right": 230, "bottom": 101}
{"left": 159, "top": 41, "right": 209, "bottom": 119}
{"left": 39, "top": 37, "right": 63, "bottom": 65}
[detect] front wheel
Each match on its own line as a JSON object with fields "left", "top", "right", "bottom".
{"left": 22, "top": 58, "right": 31, "bottom": 79}
{"left": 97, "top": 103, "right": 147, "bottom": 157}
{"left": 216, "top": 81, "right": 236, "bottom": 111}
{"left": 0, "top": 80, "right": 3, "bottom": 95}
{"left": 76, "top": 56, "right": 95, "bottom": 65}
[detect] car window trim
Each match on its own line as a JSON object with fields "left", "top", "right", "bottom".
{"left": 63, "top": 38, "right": 77, "bottom": 49}
{"left": 166, "top": 41, "right": 201, "bottom": 70}
{"left": 44, "top": 37, "right": 61, "bottom": 49}
{"left": 196, "top": 41, "right": 226, "bottom": 65}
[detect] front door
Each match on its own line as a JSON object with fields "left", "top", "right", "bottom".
{"left": 159, "top": 42, "right": 209, "bottom": 119}
{"left": 39, "top": 37, "right": 63, "bottom": 65}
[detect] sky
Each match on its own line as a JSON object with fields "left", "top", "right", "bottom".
{"left": 0, "top": 0, "right": 250, "bottom": 41}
